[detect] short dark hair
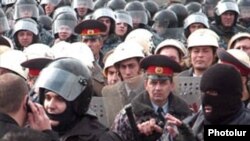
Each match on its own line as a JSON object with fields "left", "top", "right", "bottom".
{"left": 0, "top": 73, "right": 28, "bottom": 113}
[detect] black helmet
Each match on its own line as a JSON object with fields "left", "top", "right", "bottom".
{"left": 237, "top": 0, "right": 250, "bottom": 27}
{"left": 124, "top": 1, "right": 145, "bottom": 11}
{"left": 37, "top": 57, "right": 93, "bottom": 116}
{"left": 125, "top": 1, "right": 148, "bottom": 26}
{"left": 185, "top": 1, "right": 202, "bottom": 15}
{"left": 152, "top": 9, "right": 178, "bottom": 29}
{"left": 93, "top": 0, "right": 109, "bottom": 10}
{"left": 202, "top": 0, "right": 219, "bottom": 21}
{"left": 142, "top": 0, "right": 159, "bottom": 18}
{"left": 52, "top": 6, "right": 76, "bottom": 20}
{"left": 0, "top": 8, "right": 10, "bottom": 33}
{"left": 38, "top": 4, "right": 45, "bottom": 15}
{"left": 38, "top": 15, "right": 53, "bottom": 31}
{"left": 167, "top": 3, "right": 188, "bottom": 27}
{"left": 185, "top": 0, "right": 204, "bottom": 4}
{"left": 14, "top": 0, "right": 39, "bottom": 20}
{"left": 107, "top": 0, "right": 126, "bottom": 11}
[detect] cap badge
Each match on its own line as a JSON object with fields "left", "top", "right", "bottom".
{"left": 87, "top": 29, "right": 94, "bottom": 35}
{"left": 155, "top": 67, "right": 163, "bottom": 74}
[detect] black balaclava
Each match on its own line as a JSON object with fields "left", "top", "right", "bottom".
{"left": 46, "top": 102, "right": 80, "bottom": 136}
{"left": 200, "top": 64, "right": 243, "bottom": 124}
{"left": 43, "top": 90, "right": 80, "bottom": 136}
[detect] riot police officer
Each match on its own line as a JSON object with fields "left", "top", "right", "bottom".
{"left": 210, "top": 0, "right": 248, "bottom": 49}
{"left": 35, "top": 57, "right": 123, "bottom": 141}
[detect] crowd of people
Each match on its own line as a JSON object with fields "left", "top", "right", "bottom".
{"left": 1, "top": 0, "right": 250, "bottom": 141}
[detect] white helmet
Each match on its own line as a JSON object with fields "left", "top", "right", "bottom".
{"left": 52, "top": 41, "right": 94, "bottom": 71}
{"left": 71, "top": 42, "right": 95, "bottom": 69}
{"left": 103, "top": 51, "right": 116, "bottom": 77}
{"left": 187, "top": 28, "right": 219, "bottom": 49}
{"left": 227, "top": 49, "right": 250, "bottom": 68}
{"left": 21, "top": 43, "right": 54, "bottom": 70}
{"left": 51, "top": 41, "right": 70, "bottom": 58}
{"left": 228, "top": 32, "right": 250, "bottom": 49}
{"left": 112, "top": 41, "right": 145, "bottom": 65}
{"left": 0, "top": 46, "right": 12, "bottom": 55}
{"left": 23, "top": 43, "right": 54, "bottom": 60}
{"left": 0, "top": 50, "right": 28, "bottom": 79}
{"left": 125, "top": 28, "right": 154, "bottom": 56}
{"left": 155, "top": 39, "right": 187, "bottom": 58}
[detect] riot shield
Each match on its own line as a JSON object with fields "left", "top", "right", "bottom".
{"left": 173, "top": 76, "right": 202, "bottom": 112}
{"left": 89, "top": 96, "right": 108, "bottom": 127}
{"left": 102, "top": 74, "right": 145, "bottom": 128}
{"left": 161, "top": 28, "right": 186, "bottom": 43}
{"left": 102, "top": 82, "right": 125, "bottom": 128}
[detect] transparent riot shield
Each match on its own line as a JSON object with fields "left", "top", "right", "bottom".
{"left": 102, "top": 74, "right": 145, "bottom": 128}
{"left": 161, "top": 28, "right": 186, "bottom": 43}
{"left": 102, "top": 83, "right": 124, "bottom": 128}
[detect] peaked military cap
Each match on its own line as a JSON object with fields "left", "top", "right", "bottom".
{"left": 21, "top": 58, "right": 53, "bottom": 76}
{"left": 0, "top": 35, "right": 11, "bottom": 47}
{"left": 140, "top": 54, "right": 181, "bottom": 80}
{"left": 217, "top": 48, "right": 250, "bottom": 76}
{"left": 21, "top": 58, "right": 52, "bottom": 70}
{"left": 74, "top": 19, "right": 107, "bottom": 36}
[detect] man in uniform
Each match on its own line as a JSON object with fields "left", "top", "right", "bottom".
{"left": 210, "top": 0, "right": 248, "bottom": 49}
{"left": 74, "top": 19, "right": 107, "bottom": 96}
{"left": 111, "top": 55, "right": 192, "bottom": 141}
{"left": 35, "top": 57, "right": 122, "bottom": 141}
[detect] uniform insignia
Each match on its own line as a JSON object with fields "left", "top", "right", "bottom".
{"left": 155, "top": 67, "right": 163, "bottom": 74}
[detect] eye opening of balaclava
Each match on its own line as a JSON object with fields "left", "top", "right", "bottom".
{"left": 200, "top": 64, "right": 243, "bottom": 124}
{"left": 41, "top": 89, "right": 80, "bottom": 136}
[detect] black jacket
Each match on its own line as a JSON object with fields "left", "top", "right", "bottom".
{"left": 60, "top": 114, "right": 123, "bottom": 141}
{"left": 175, "top": 104, "right": 250, "bottom": 141}
{"left": 0, "top": 113, "right": 21, "bottom": 137}
{"left": 0, "top": 112, "right": 59, "bottom": 140}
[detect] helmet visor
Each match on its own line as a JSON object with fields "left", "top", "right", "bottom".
{"left": 35, "top": 67, "right": 87, "bottom": 101}
{"left": 0, "top": 17, "right": 10, "bottom": 32}
{"left": 239, "top": 6, "right": 250, "bottom": 19}
{"left": 14, "top": 4, "right": 39, "bottom": 20}
{"left": 128, "top": 11, "right": 148, "bottom": 25}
